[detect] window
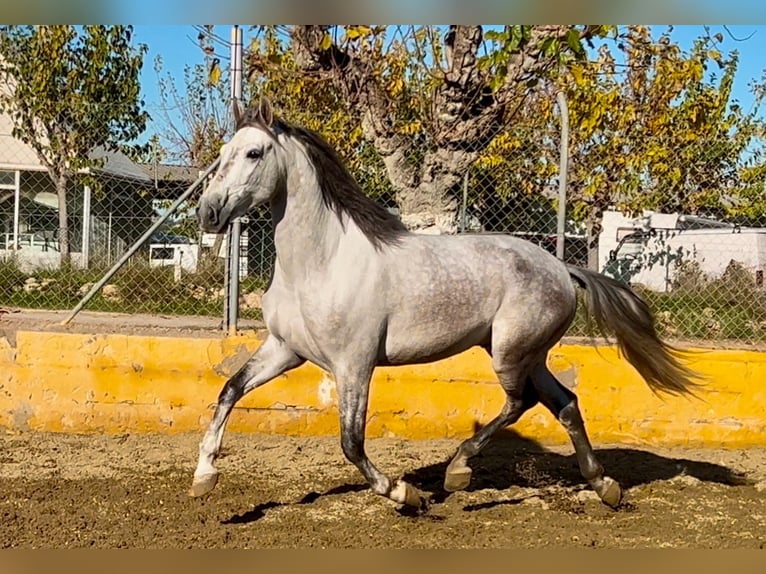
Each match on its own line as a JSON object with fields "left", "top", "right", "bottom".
{"left": 150, "top": 246, "right": 175, "bottom": 261}
{"left": 0, "top": 170, "right": 16, "bottom": 188}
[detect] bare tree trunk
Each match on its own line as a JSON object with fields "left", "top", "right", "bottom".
{"left": 394, "top": 149, "right": 475, "bottom": 234}
{"left": 55, "top": 173, "right": 71, "bottom": 267}
{"left": 287, "top": 25, "right": 585, "bottom": 236}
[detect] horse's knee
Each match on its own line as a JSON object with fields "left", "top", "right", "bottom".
{"left": 216, "top": 375, "right": 246, "bottom": 405}
{"left": 558, "top": 399, "right": 584, "bottom": 429}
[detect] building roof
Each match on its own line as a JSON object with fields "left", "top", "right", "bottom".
{"left": 140, "top": 162, "right": 201, "bottom": 184}
{"left": 88, "top": 146, "right": 152, "bottom": 182}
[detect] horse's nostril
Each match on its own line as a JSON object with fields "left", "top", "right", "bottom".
{"left": 198, "top": 202, "right": 219, "bottom": 228}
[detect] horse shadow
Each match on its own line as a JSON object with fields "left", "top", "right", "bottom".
{"left": 401, "top": 426, "right": 751, "bottom": 509}
{"left": 222, "top": 425, "right": 750, "bottom": 524}
{"left": 222, "top": 483, "right": 369, "bottom": 525}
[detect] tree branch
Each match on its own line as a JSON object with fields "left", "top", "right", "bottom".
{"left": 290, "top": 25, "right": 419, "bottom": 191}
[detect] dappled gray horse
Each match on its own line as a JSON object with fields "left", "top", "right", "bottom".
{"left": 191, "top": 97, "right": 700, "bottom": 511}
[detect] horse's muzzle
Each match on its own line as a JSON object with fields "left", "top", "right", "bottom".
{"left": 197, "top": 197, "right": 226, "bottom": 234}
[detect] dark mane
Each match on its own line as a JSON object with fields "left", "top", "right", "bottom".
{"left": 237, "top": 109, "right": 407, "bottom": 249}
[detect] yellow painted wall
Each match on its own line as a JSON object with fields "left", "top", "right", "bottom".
{"left": 1, "top": 329, "right": 765, "bottom": 447}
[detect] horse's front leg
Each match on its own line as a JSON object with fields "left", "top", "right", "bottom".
{"left": 334, "top": 363, "right": 428, "bottom": 511}
{"left": 189, "top": 334, "right": 304, "bottom": 497}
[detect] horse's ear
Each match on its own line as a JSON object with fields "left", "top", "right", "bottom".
{"left": 232, "top": 98, "right": 243, "bottom": 127}
{"left": 256, "top": 96, "right": 274, "bottom": 127}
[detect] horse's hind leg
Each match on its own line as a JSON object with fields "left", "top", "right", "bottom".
{"left": 189, "top": 334, "right": 304, "bottom": 497}
{"left": 529, "top": 363, "right": 622, "bottom": 508}
{"left": 444, "top": 358, "right": 538, "bottom": 492}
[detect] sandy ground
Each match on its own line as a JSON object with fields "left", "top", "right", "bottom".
{"left": 3, "top": 307, "right": 766, "bottom": 548}
{"left": 1, "top": 429, "right": 765, "bottom": 549}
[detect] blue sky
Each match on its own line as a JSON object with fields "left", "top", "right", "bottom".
{"left": 131, "top": 25, "right": 766, "bottom": 146}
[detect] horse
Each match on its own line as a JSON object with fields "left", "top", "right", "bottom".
{"left": 190, "top": 97, "right": 701, "bottom": 511}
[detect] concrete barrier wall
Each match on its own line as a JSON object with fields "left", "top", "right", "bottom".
{"left": 1, "top": 330, "right": 765, "bottom": 447}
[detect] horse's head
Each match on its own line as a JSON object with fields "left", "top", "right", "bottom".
{"left": 197, "top": 97, "right": 284, "bottom": 233}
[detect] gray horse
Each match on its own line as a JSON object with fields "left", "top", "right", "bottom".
{"left": 191, "top": 98, "right": 701, "bottom": 511}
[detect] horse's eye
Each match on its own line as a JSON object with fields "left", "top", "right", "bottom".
{"left": 246, "top": 148, "right": 263, "bottom": 160}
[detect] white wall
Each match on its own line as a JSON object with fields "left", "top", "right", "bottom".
{"left": 599, "top": 210, "right": 766, "bottom": 292}
{"left": 0, "top": 249, "right": 85, "bottom": 273}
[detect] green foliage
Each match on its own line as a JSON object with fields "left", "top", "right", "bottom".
{"left": 561, "top": 25, "right": 766, "bottom": 223}
{"left": 0, "top": 25, "right": 148, "bottom": 173}
{"left": 463, "top": 25, "right": 766, "bottom": 236}
{"left": 0, "top": 255, "right": 268, "bottom": 320}
{"left": 567, "top": 259, "right": 766, "bottom": 343}
{"left": 245, "top": 27, "right": 398, "bottom": 203}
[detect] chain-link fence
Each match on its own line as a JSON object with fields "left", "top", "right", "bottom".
{"left": 1, "top": 49, "right": 765, "bottom": 347}
{"left": 452, "top": 107, "right": 766, "bottom": 346}
{"left": 0, "top": 136, "right": 230, "bottom": 318}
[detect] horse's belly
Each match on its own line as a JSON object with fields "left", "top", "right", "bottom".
{"left": 381, "top": 319, "right": 491, "bottom": 366}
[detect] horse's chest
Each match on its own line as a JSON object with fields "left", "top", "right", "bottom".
{"left": 261, "top": 290, "right": 337, "bottom": 365}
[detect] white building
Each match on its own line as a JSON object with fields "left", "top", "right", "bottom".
{"left": 599, "top": 210, "right": 766, "bottom": 292}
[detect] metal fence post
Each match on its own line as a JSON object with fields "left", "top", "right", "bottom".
{"left": 223, "top": 25, "right": 244, "bottom": 336}
{"left": 555, "top": 90, "right": 570, "bottom": 261}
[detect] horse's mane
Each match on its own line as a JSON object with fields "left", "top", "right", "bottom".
{"left": 237, "top": 109, "right": 407, "bottom": 249}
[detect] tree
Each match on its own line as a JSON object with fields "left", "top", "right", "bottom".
{"left": 462, "top": 26, "right": 766, "bottom": 268}
{"left": 153, "top": 51, "right": 233, "bottom": 169}
{"left": 559, "top": 25, "right": 766, "bottom": 267}
{"left": 244, "top": 27, "right": 395, "bottom": 205}
{"left": 0, "top": 25, "right": 148, "bottom": 265}
{"left": 245, "top": 25, "right": 613, "bottom": 233}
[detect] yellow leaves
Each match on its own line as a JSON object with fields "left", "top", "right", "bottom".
{"left": 396, "top": 120, "right": 421, "bottom": 135}
{"left": 485, "top": 132, "right": 522, "bottom": 154}
{"left": 207, "top": 58, "right": 221, "bottom": 87}
{"left": 350, "top": 124, "right": 363, "bottom": 142}
{"left": 688, "top": 59, "right": 704, "bottom": 84}
{"left": 388, "top": 77, "right": 404, "bottom": 98}
{"left": 345, "top": 26, "right": 373, "bottom": 40}
{"left": 570, "top": 64, "right": 585, "bottom": 86}
{"left": 474, "top": 133, "right": 526, "bottom": 170}
{"left": 320, "top": 32, "right": 332, "bottom": 51}
{"left": 475, "top": 155, "right": 506, "bottom": 169}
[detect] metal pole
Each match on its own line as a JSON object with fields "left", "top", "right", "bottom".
{"left": 12, "top": 169, "right": 20, "bottom": 250}
{"left": 60, "top": 158, "right": 220, "bottom": 326}
{"left": 224, "top": 24, "right": 244, "bottom": 336}
{"left": 107, "top": 212, "right": 113, "bottom": 265}
{"left": 460, "top": 171, "right": 468, "bottom": 233}
{"left": 82, "top": 184, "right": 91, "bottom": 268}
{"left": 555, "top": 91, "right": 570, "bottom": 261}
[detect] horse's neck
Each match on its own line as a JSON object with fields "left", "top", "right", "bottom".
{"left": 269, "top": 163, "right": 344, "bottom": 283}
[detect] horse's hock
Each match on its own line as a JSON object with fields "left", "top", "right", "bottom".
{"left": 1, "top": 328, "right": 765, "bottom": 448}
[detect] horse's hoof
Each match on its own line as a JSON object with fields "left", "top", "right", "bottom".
{"left": 444, "top": 465, "right": 472, "bottom": 492}
{"left": 405, "top": 483, "right": 429, "bottom": 511}
{"left": 391, "top": 480, "right": 429, "bottom": 511}
{"left": 593, "top": 476, "right": 622, "bottom": 508}
{"left": 188, "top": 472, "right": 219, "bottom": 497}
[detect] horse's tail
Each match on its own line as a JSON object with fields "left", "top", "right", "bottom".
{"left": 566, "top": 265, "right": 703, "bottom": 397}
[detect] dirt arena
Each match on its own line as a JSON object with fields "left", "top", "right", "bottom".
{"left": 1, "top": 429, "right": 765, "bottom": 549}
